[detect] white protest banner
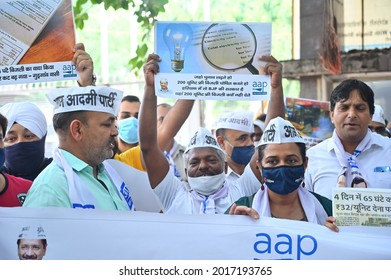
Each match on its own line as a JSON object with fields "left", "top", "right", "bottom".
{"left": 0, "top": 0, "right": 78, "bottom": 85}
{"left": 333, "top": 188, "right": 391, "bottom": 226}
{"left": 154, "top": 21, "right": 272, "bottom": 101}
{"left": 105, "top": 159, "right": 164, "bottom": 213}
{"left": 1, "top": 207, "right": 390, "bottom": 260}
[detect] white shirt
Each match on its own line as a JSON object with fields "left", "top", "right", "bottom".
{"left": 225, "top": 166, "right": 241, "bottom": 182}
{"left": 305, "top": 131, "right": 391, "bottom": 199}
{"left": 154, "top": 165, "right": 260, "bottom": 214}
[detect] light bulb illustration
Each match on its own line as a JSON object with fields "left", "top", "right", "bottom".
{"left": 163, "top": 23, "right": 193, "bottom": 72}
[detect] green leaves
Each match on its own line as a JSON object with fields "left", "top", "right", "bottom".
{"left": 73, "top": 0, "right": 167, "bottom": 72}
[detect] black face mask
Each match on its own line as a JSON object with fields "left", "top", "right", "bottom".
{"left": 4, "top": 135, "right": 46, "bottom": 178}
{"left": 0, "top": 147, "right": 5, "bottom": 167}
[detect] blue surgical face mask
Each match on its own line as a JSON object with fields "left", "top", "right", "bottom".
{"left": 4, "top": 136, "right": 46, "bottom": 178}
{"left": 118, "top": 117, "right": 138, "bottom": 144}
{"left": 262, "top": 165, "right": 305, "bottom": 195}
{"left": 227, "top": 141, "right": 255, "bottom": 165}
{"left": 0, "top": 147, "right": 5, "bottom": 168}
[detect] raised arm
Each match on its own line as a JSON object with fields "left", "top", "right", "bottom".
{"left": 139, "top": 54, "right": 170, "bottom": 188}
{"left": 260, "top": 55, "right": 285, "bottom": 125}
{"left": 157, "top": 99, "right": 194, "bottom": 151}
{"left": 73, "top": 43, "right": 95, "bottom": 87}
{"left": 249, "top": 56, "right": 284, "bottom": 179}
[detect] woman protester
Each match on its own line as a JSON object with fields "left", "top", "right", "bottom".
{"left": 227, "top": 117, "right": 339, "bottom": 232}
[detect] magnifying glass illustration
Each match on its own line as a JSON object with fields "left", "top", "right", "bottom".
{"left": 201, "top": 23, "right": 259, "bottom": 74}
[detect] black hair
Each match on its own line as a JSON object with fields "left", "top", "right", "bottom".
{"left": 257, "top": 113, "right": 267, "bottom": 122}
{"left": 330, "top": 79, "right": 375, "bottom": 115}
{"left": 121, "top": 95, "right": 140, "bottom": 103}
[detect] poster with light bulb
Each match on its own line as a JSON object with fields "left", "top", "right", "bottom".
{"left": 154, "top": 21, "right": 272, "bottom": 101}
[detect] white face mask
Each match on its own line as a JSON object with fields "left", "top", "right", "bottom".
{"left": 187, "top": 172, "right": 226, "bottom": 196}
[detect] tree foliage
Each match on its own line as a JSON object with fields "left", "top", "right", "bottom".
{"left": 73, "top": 0, "right": 168, "bottom": 72}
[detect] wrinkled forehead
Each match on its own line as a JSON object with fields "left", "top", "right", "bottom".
{"left": 187, "top": 146, "right": 221, "bottom": 159}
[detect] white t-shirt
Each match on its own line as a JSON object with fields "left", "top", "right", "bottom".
{"left": 154, "top": 165, "right": 260, "bottom": 214}
{"left": 305, "top": 131, "right": 391, "bottom": 199}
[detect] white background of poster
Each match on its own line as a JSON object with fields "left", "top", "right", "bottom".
{"left": 1, "top": 207, "right": 390, "bottom": 260}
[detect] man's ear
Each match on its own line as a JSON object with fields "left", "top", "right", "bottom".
{"left": 69, "top": 120, "right": 84, "bottom": 141}
{"left": 216, "top": 135, "right": 225, "bottom": 148}
{"left": 329, "top": 110, "right": 334, "bottom": 124}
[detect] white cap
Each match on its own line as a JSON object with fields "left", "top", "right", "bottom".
{"left": 47, "top": 86, "right": 123, "bottom": 116}
{"left": 253, "top": 119, "right": 265, "bottom": 131}
{"left": 372, "top": 104, "right": 385, "bottom": 125}
{"left": 185, "top": 127, "right": 224, "bottom": 154}
{"left": 259, "top": 117, "right": 305, "bottom": 146}
{"left": 0, "top": 102, "right": 47, "bottom": 139}
{"left": 18, "top": 225, "right": 46, "bottom": 240}
{"left": 212, "top": 111, "right": 254, "bottom": 133}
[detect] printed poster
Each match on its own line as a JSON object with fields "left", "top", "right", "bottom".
{"left": 0, "top": 0, "right": 78, "bottom": 85}
{"left": 285, "top": 97, "right": 334, "bottom": 149}
{"left": 332, "top": 188, "right": 391, "bottom": 227}
{"left": 154, "top": 21, "right": 272, "bottom": 101}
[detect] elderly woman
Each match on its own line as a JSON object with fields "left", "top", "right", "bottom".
{"left": 228, "top": 117, "right": 338, "bottom": 232}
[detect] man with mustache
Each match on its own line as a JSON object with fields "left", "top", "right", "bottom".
{"left": 23, "top": 86, "right": 134, "bottom": 210}
{"left": 17, "top": 225, "right": 47, "bottom": 260}
{"left": 305, "top": 79, "right": 391, "bottom": 199}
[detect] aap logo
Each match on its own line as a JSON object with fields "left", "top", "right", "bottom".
{"left": 62, "top": 64, "right": 77, "bottom": 78}
{"left": 252, "top": 232, "right": 318, "bottom": 260}
{"left": 252, "top": 81, "right": 268, "bottom": 96}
